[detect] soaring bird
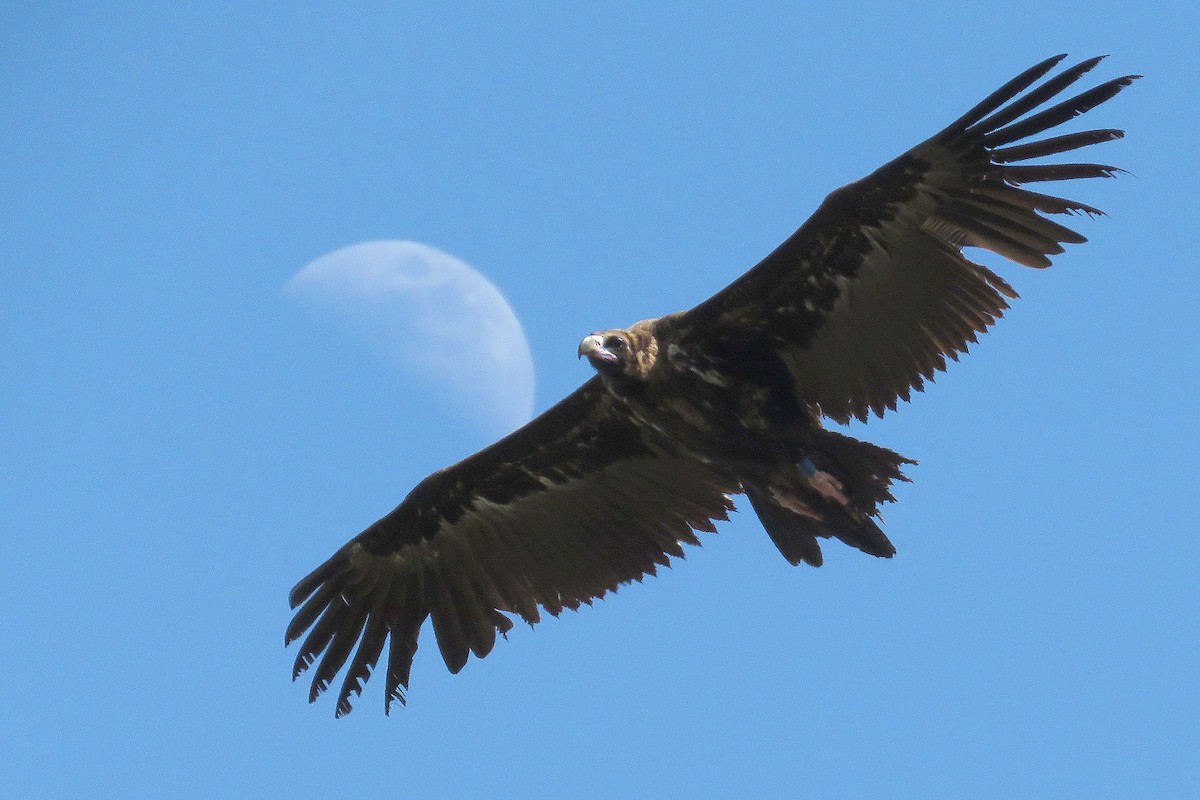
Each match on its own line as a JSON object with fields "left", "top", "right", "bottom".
{"left": 287, "top": 55, "right": 1137, "bottom": 716}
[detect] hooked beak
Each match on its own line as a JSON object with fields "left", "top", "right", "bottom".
{"left": 578, "top": 334, "right": 618, "bottom": 363}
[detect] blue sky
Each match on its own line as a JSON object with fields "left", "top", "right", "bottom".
{"left": 3, "top": 3, "right": 1196, "bottom": 798}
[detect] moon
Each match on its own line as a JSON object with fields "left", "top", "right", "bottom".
{"left": 284, "top": 240, "right": 536, "bottom": 435}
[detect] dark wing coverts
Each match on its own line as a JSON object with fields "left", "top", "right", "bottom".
{"left": 682, "top": 55, "right": 1137, "bottom": 423}
{"left": 287, "top": 378, "right": 738, "bottom": 715}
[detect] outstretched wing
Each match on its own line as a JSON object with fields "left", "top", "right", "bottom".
{"left": 680, "top": 55, "right": 1138, "bottom": 423}
{"left": 286, "top": 377, "right": 738, "bottom": 716}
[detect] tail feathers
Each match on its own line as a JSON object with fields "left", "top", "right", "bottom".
{"left": 745, "top": 487, "right": 828, "bottom": 566}
{"left": 746, "top": 485, "right": 896, "bottom": 566}
{"left": 820, "top": 505, "right": 896, "bottom": 559}
{"left": 746, "top": 432, "right": 912, "bottom": 567}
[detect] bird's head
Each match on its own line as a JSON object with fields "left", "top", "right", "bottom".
{"left": 578, "top": 323, "right": 658, "bottom": 381}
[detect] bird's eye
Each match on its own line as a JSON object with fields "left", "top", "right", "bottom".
{"left": 605, "top": 336, "right": 625, "bottom": 350}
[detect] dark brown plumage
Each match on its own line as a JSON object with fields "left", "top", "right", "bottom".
{"left": 287, "top": 55, "right": 1137, "bottom": 715}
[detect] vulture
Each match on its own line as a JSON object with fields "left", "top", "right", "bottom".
{"left": 287, "top": 55, "right": 1137, "bottom": 716}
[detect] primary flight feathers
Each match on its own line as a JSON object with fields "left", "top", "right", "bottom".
{"left": 287, "top": 55, "right": 1137, "bottom": 716}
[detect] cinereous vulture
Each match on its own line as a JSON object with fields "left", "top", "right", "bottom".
{"left": 287, "top": 55, "right": 1137, "bottom": 715}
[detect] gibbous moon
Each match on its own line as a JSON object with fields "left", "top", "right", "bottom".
{"left": 285, "top": 240, "right": 536, "bottom": 434}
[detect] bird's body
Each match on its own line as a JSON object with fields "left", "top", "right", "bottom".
{"left": 287, "top": 55, "right": 1138, "bottom": 715}
{"left": 584, "top": 319, "right": 802, "bottom": 460}
{"left": 579, "top": 313, "right": 910, "bottom": 570}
